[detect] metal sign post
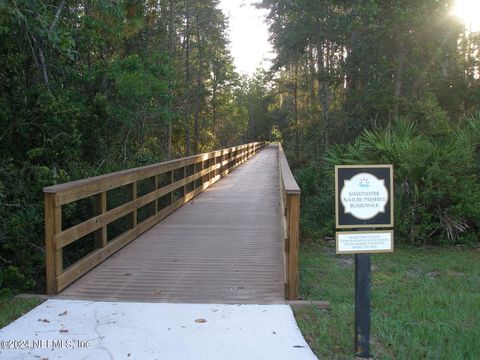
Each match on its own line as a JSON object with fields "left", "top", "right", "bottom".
{"left": 335, "top": 165, "right": 394, "bottom": 358}
{"left": 355, "top": 252, "right": 371, "bottom": 357}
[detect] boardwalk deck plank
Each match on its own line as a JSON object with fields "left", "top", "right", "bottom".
{"left": 58, "top": 146, "right": 284, "bottom": 303}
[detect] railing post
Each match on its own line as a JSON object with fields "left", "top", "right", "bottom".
{"left": 222, "top": 150, "right": 226, "bottom": 176}
{"left": 278, "top": 143, "right": 301, "bottom": 300}
{"left": 45, "top": 193, "right": 62, "bottom": 294}
{"left": 193, "top": 163, "right": 197, "bottom": 191}
{"left": 203, "top": 159, "right": 208, "bottom": 183}
{"left": 219, "top": 152, "right": 223, "bottom": 177}
{"left": 287, "top": 192, "right": 300, "bottom": 300}
{"left": 94, "top": 192, "right": 108, "bottom": 248}
{"left": 183, "top": 166, "right": 187, "bottom": 196}
{"left": 127, "top": 182, "right": 137, "bottom": 229}
{"left": 206, "top": 159, "right": 210, "bottom": 182}
{"left": 170, "top": 171, "right": 174, "bottom": 204}
{"left": 154, "top": 175, "right": 160, "bottom": 213}
{"left": 222, "top": 151, "right": 226, "bottom": 174}
{"left": 213, "top": 155, "right": 217, "bottom": 178}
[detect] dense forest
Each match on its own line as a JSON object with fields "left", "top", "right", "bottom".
{"left": 255, "top": 0, "right": 480, "bottom": 245}
{"left": 0, "top": 0, "right": 253, "bottom": 293}
{"left": 0, "top": 0, "right": 479, "bottom": 294}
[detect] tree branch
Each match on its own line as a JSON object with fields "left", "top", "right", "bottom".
{"left": 48, "top": 0, "right": 66, "bottom": 37}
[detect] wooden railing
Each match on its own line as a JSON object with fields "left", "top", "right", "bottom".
{"left": 44, "top": 142, "right": 267, "bottom": 294}
{"left": 278, "top": 143, "right": 301, "bottom": 300}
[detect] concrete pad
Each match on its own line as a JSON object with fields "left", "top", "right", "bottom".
{"left": 0, "top": 299, "right": 318, "bottom": 360}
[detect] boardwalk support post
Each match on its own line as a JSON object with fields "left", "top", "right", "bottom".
{"left": 94, "top": 192, "right": 107, "bottom": 248}
{"left": 287, "top": 192, "right": 300, "bottom": 299}
{"left": 278, "top": 143, "right": 301, "bottom": 300}
{"left": 45, "top": 193, "right": 61, "bottom": 294}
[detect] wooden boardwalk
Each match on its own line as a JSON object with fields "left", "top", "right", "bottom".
{"left": 58, "top": 146, "right": 284, "bottom": 303}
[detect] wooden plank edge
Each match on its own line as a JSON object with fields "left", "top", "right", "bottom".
{"left": 15, "top": 293, "right": 50, "bottom": 301}
{"left": 287, "top": 300, "right": 330, "bottom": 309}
{"left": 16, "top": 293, "right": 327, "bottom": 307}
{"left": 14, "top": 293, "right": 330, "bottom": 310}
{"left": 14, "top": 294, "right": 330, "bottom": 309}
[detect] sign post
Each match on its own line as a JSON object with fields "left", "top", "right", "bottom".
{"left": 335, "top": 165, "right": 394, "bottom": 358}
{"left": 355, "top": 252, "right": 371, "bottom": 357}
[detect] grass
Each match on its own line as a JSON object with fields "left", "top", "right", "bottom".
{"left": 294, "top": 240, "right": 480, "bottom": 359}
{"left": 0, "top": 296, "right": 42, "bottom": 329}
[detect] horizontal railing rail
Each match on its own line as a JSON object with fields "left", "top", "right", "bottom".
{"left": 44, "top": 141, "right": 267, "bottom": 294}
{"left": 277, "top": 143, "right": 301, "bottom": 300}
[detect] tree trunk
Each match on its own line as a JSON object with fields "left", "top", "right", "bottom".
{"left": 168, "top": 0, "right": 175, "bottom": 54}
{"left": 193, "top": 68, "right": 201, "bottom": 155}
{"left": 31, "top": 35, "right": 50, "bottom": 91}
{"left": 212, "top": 59, "right": 218, "bottom": 126}
{"left": 393, "top": 41, "right": 406, "bottom": 117}
{"left": 166, "top": 0, "right": 175, "bottom": 159}
{"left": 308, "top": 45, "right": 316, "bottom": 105}
{"left": 293, "top": 62, "right": 300, "bottom": 164}
{"left": 48, "top": 0, "right": 66, "bottom": 36}
{"left": 184, "top": 0, "right": 191, "bottom": 157}
{"left": 317, "top": 41, "right": 330, "bottom": 149}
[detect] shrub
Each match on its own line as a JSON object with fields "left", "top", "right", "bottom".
{"left": 0, "top": 266, "right": 34, "bottom": 297}
{"left": 295, "top": 166, "right": 335, "bottom": 240}
{"left": 304, "top": 117, "right": 480, "bottom": 245}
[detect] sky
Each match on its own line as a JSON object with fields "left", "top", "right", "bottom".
{"left": 219, "top": 0, "right": 274, "bottom": 75}
{"left": 452, "top": 0, "right": 480, "bottom": 32}
{"left": 218, "top": 0, "right": 479, "bottom": 76}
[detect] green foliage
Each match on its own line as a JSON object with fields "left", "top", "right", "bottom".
{"left": 0, "top": 296, "right": 42, "bottom": 328}
{"left": 1, "top": 0, "right": 479, "bottom": 297}
{"left": 0, "top": 0, "right": 250, "bottom": 294}
{"left": 227, "top": 0, "right": 480, "bottom": 189}
{"left": 0, "top": 267, "right": 34, "bottom": 297}
{"left": 295, "top": 166, "right": 334, "bottom": 240}
{"left": 296, "top": 242, "right": 480, "bottom": 359}
{"left": 322, "top": 117, "right": 480, "bottom": 245}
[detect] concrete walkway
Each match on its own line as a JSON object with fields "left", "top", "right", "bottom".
{"left": 0, "top": 299, "right": 318, "bottom": 360}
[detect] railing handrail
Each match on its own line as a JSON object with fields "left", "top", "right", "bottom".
{"left": 277, "top": 143, "right": 300, "bottom": 300}
{"left": 278, "top": 143, "right": 300, "bottom": 195}
{"left": 44, "top": 141, "right": 267, "bottom": 294}
{"left": 44, "top": 144, "right": 259, "bottom": 205}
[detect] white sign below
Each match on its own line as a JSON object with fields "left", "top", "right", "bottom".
{"left": 336, "top": 231, "right": 394, "bottom": 254}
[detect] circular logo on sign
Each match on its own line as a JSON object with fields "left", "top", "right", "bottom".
{"left": 340, "top": 173, "right": 389, "bottom": 220}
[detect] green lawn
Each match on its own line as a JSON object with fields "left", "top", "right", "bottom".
{"left": 0, "top": 297, "right": 42, "bottom": 329}
{"left": 294, "top": 241, "right": 480, "bottom": 359}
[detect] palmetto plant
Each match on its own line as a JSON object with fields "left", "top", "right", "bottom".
{"left": 323, "top": 117, "right": 480, "bottom": 244}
